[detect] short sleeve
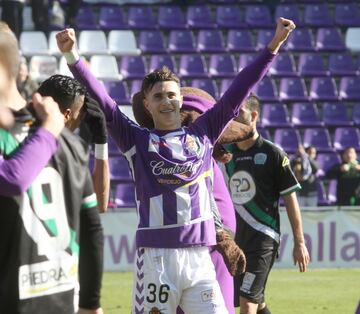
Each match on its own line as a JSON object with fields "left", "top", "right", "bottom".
{"left": 276, "top": 150, "right": 301, "bottom": 196}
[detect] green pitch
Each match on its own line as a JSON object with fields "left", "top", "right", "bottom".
{"left": 102, "top": 269, "right": 360, "bottom": 314}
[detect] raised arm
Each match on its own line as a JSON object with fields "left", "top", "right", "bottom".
{"left": 56, "top": 28, "right": 139, "bottom": 153}
{"left": 193, "top": 18, "right": 296, "bottom": 143}
{"left": 56, "top": 29, "right": 116, "bottom": 122}
{"left": 0, "top": 94, "right": 63, "bottom": 196}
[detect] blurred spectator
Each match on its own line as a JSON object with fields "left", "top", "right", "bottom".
{"left": 65, "top": 0, "right": 82, "bottom": 27}
{"left": 31, "top": 0, "right": 49, "bottom": 34}
{"left": 326, "top": 147, "right": 360, "bottom": 206}
{"left": 1, "top": 0, "right": 25, "bottom": 39}
{"left": 291, "top": 145, "right": 319, "bottom": 207}
{"left": 17, "top": 59, "right": 39, "bottom": 102}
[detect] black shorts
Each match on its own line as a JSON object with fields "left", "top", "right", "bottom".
{"left": 234, "top": 248, "right": 278, "bottom": 306}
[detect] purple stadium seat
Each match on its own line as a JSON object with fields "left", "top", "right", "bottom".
{"left": 256, "top": 29, "right": 275, "bottom": 51}
{"left": 353, "top": 103, "right": 360, "bottom": 126}
{"left": 130, "top": 80, "right": 142, "bottom": 98}
{"left": 114, "top": 183, "right": 136, "bottom": 207}
{"left": 158, "top": 6, "right": 187, "bottom": 29}
{"left": 107, "top": 137, "right": 121, "bottom": 156}
{"left": 286, "top": 28, "right": 315, "bottom": 52}
{"left": 310, "top": 77, "right": 338, "bottom": 102}
{"left": 317, "top": 181, "right": 330, "bottom": 206}
{"left": 339, "top": 77, "right": 360, "bottom": 101}
{"left": 252, "top": 76, "right": 278, "bottom": 102}
{"left": 119, "top": 56, "right": 146, "bottom": 79}
{"left": 316, "top": 152, "right": 341, "bottom": 177}
{"left": 298, "top": 53, "right": 328, "bottom": 76}
{"left": 333, "top": 127, "right": 360, "bottom": 151}
{"left": 191, "top": 79, "right": 218, "bottom": 98}
{"left": 219, "top": 78, "right": 233, "bottom": 97}
{"left": 179, "top": 54, "right": 208, "bottom": 79}
{"left": 322, "top": 102, "right": 352, "bottom": 127}
{"left": 99, "top": 6, "right": 126, "bottom": 30}
{"left": 197, "top": 30, "right": 226, "bottom": 53}
{"left": 304, "top": 4, "right": 333, "bottom": 27}
{"left": 103, "top": 80, "right": 130, "bottom": 105}
{"left": 238, "top": 53, "right": 257, "bottom": 70}
{"left": 315, "top": 28, "right": 345, "bottom": 52}
{"left": 303, "top": 128, "right": 333, "bottom": 153}
{"left": 279, "top": 77, "right": 308, "bottom": 102}
{"left": 216, "top": 5, "right": 245, "bottom": 29}
{"left": 275, "top": 4, "right": 302, "bottom": 26}
{"left": 187, "top": 5, "right": 215, "bottom": 29}
{"left": 138, "top": 31, "right": 166, "bottom": 54}
{"left": 261, "top": 103, "right": 291, "bottom": 128}
{"left": 128, "top": 6, "right": 156, "bottom": 30}
{"left": 227, "top": 30, "right": 255, "bottom": 53}
{"left": 291, "top": 102, "right": 324, "bottom": 128}
{"left": 168, "top": 30, "right": 196, "bottom": 53}
{"left": 268, "top": 53, "right": 297, "bottom": 77}
{"left": 257, "top": 127, "right": 271, "bottom": 140}
{"left": 75, "top": 6, "right": 97, "bottom": 30}
{"left": 274, "top": 128, "right": 300, "bottom": 153}
{"left": 328, "top": 52, "right": 357, "bottom": 76}
{"left": 245, "top": 5, "right": 272, "bottom": 28}
{"left": 328, "top": 179, "right": 337, "bottom": 204}
{"left": 149, "top": 55, "right": 176, "bottom": 72}
{"left": 334, "top": 3, "right": 360, "bottom": 27}
{"left": 209, "top": 54, "right": 237, "bottom": 78}
{"left": 109, "top": 156, "right": 132, "bottom": 182}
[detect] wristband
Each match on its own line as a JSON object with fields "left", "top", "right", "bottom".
{"left": 94, "top": 143, "right": 108, "bottom": 160}
{"left": 64, "top": 49, "right": 80, "bottom": 65}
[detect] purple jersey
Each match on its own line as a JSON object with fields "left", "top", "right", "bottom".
{"left": 69, "top": 49, "right": 275, "bottom": 248}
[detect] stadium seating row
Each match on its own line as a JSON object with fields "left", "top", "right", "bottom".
{"left": 19, "top": 27, "right": 360, "bottom": 58}
{"left": 70, "top": 3, "right": 360, "bottom": 31}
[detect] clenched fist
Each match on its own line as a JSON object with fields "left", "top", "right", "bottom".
{"left": 56, "top": 28, "right": 77, "bottom": 53}
{"left": 268, "top": 17, "right": 296, "bottom": 54}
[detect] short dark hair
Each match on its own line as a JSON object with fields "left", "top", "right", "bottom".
{"left": 243, "top": 93, "right": 261, "bottom": 113}
{"left": 37, "top": 75, "right": 86, "bottom": 111}
{"left": 141, "top": 66, "right": 180, "bottom": 95}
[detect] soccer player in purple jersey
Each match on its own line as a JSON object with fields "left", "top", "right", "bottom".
{"left": 56, "top": 17, "right": 295, "bottom": 313}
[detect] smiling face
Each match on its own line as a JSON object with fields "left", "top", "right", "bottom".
{"left": 144, "top": 80, "right": 182, "bottom": 130}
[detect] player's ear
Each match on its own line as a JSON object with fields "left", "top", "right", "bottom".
{"left": 251, "top": 110, "right": 258, "bottom": 122}
{"left": 63, "top": 108, "right": 71, "bottom": 121}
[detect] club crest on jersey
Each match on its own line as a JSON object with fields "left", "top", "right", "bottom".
{"left": 254, "top": 153, "right": 267, "bottom": 165}
{"left": 184, "top": 135, "right": 200, "bottom": 155}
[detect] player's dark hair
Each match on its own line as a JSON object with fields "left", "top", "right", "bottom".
{"left": 244, "top": 93, "right": 261, "bottom": 113}
{"left": 37, "top": 75, "right": 86, "bottom": 111}
{"left": 0, "top": 22, "right": 20, "bottom": 79}
{"left": 141, "top": 66, "right": 180, "bottom": 95}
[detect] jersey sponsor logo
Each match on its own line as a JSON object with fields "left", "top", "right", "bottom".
{"left": 19, "top": 257, "right": 78, "bottom": 300}
{"left": 254, "top": 153, "right": 267, "bottom": 165}
{"left": 282, "top": 156, "right": 290, "bottom": 167}
{"left": 240, "top": 272, "right": 256, "bottom": 294}
{"left": 150, "top": 160, "right": 203, "bottom": 177}
{"left": 201, "top": 289, "right": 215, "bottom": 302}
{"left": 229, "top": 171, "right": 256, "bottom": 205}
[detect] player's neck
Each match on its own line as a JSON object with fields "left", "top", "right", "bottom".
{"left": 235, "top": 130, "right": 259, "bottom": 151}
{"left": 153, "top": 120, "right": 181, "bottom": 131}
{"left": 1, "top": 81, "right": 26, "bottom": 111}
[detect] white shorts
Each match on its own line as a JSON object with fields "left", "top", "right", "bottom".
{"left": 132, "top": 246, "right": 228, "bottom": 314}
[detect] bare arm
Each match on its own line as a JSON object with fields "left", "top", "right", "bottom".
{"left": 92, "top": 159, "right": 110, "bottom": 213}
{"left": 283, "top": 192, "right": 310, "bottom": 272}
